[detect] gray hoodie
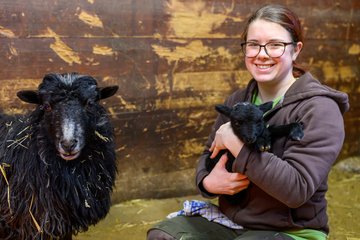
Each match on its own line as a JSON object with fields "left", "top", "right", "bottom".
{"left": 196, "top": 72, "right": 349, "bottom": 234}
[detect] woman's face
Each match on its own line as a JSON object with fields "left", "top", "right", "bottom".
{"left": 244, "top": 19, "right": 302, "bottom": 84}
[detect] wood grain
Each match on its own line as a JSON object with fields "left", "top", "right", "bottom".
{"left": 0, "top": 0, "right": 358, "bottom": 202}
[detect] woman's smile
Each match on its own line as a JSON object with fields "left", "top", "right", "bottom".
{"left": 255, "top": 63, "right": 275, "bottom": 70}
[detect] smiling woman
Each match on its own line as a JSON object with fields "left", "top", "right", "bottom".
{"left": 147, "top": 4, "right": 349, "bottom": 240}
{"left": 242, "top": 19, "right": 303, "bottom": 101}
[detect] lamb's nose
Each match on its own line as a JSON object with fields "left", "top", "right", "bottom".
{"left": 60, "top": 139, "right": 78, "bottom": 153}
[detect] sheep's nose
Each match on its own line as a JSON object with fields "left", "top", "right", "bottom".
{"left": 60, "top": 139, "right": 78, "bottom": 153}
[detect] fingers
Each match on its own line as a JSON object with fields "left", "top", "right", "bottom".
{"left": 209, "top": 141, "right": 220, "bottom": 159}
{"left": 233, "top": 184, "right": 249, "bottom": 194}
{"left": 209, "top": 141, "right": 215, "bottom": 152}
{"left": 229, "top": 177, "right": 250, "bottom": 195}
{"left": 231, "top": 172, "right": 248, "bottom": 181}
{"left": 210, "top": 146, "right": 220, "bottom": 159}
{"left": 216, "top": 152, "right": 228, "bottom": 167}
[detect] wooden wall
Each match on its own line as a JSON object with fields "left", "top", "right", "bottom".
{"left": 0, "top": 0, "right": 359, "bottom": 203}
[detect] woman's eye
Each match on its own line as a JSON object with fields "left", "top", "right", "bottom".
{"left": 267, "top": 42, "right": 284, "bottom": 48}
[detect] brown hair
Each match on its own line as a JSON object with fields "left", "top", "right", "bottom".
{"left": 242, "top": 4, "right": 306, "bottom": 76}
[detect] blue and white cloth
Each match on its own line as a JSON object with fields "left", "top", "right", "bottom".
{"left": 167, "top": 200, "right": 243, "bottom": 229}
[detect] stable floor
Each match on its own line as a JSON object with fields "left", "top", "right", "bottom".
{"left": 75, "top": 167, "right": 360, "bottom": 240}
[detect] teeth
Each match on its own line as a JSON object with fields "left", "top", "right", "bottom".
{"left": 257, "top": 64, "right": 272, "bottom": 69}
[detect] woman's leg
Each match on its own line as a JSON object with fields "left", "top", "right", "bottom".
{"left": 147, "top": 216, "right": 239, "bottom": 240}
{"left": 234, "top": 230, "right": 294, "bottom": 240}
{"left": 147, "top": 229, "right": 175, "bottom": 240}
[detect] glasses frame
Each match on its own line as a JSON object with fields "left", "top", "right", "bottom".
{"left": 240, "top": 41, "right": 296, "bottom": 58}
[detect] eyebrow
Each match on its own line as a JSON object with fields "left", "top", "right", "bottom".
{"left": 246, "top": 39, "right": 291, "bottom": 42}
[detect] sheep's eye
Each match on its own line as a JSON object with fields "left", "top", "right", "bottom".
{"left": 85, "top": 99, "right": 94, "bottom": 107}
{"left": 85, "top": 99, "right": 96, "bottom": 112}
{"left": 42, "top": 103, "right": 52, "bottom": 112}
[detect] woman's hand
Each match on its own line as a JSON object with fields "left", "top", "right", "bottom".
{"left": 210, "top": 122, "right": 244, "bottom": 159}
{"left": 202, "top": 153, "right": 250, "bottom": 195}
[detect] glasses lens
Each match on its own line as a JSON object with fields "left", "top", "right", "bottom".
{"left": 242, "top": 43, "right": 259, "bottom": 57}
{"left": 242, "top": 42, "right": 287, "bottom": 58}
{"left": 265, "top": 43, "right": 286, "bottom": 58}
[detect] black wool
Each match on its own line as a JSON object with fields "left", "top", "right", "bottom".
{"left": 0, "top": 73, "right": 118, "bottom": 240}
{"left": 205, "top": 101, "right": 303, "bottom": 172}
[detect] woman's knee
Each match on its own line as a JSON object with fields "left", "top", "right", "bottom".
{"left": 147, "top": 229, "right": 176, "bottom": 240}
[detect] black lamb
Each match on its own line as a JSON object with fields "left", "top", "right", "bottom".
{"left": 0, "top": 73, "right": 118, "bottom": 240}
{"left": 206, "top": 101, "right": 304, "bottom": 173}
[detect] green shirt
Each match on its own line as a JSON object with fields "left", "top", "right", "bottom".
{"left": 284, "top": 229, "right": 327, "bottom": 240}
{"left": 251, "top": 89, "right": 284, "bottom": 108}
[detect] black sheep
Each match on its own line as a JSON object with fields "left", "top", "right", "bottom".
{"left": 0, "top": 73, "right": 118, "bottom": 239}
{"left": 206, "top": 101, "right": 303, "bottom": 173}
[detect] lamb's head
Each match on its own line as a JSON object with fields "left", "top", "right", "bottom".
{"left": 215, "top": 101, "right": 272, "bottom": 144}
{"left": 17, "top": 73, "right": 118, "bottom": 161}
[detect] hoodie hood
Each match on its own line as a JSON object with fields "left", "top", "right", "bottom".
{"left": 283, "top": 72, "right": 349, "bottom": 114}
{"left": 243, "top": 72, "right": 349, "bottom": 117}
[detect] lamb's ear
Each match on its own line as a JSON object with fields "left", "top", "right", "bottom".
{"left": 98, "top": 86, "right": 119, "bottom": 100}
{"left": 215, "top": 104, "right": 232, "bottom": 117}
{"left": 258, "top": 101, "right": 273, "bottom": 113}
{"left": 17, "top": 90, "right": 41, "bottom": 104}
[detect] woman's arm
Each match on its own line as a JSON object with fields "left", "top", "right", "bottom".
{"left": 209, "top": 122, "right": 244, "bottom": 159}
{"left": 195, "top": 97, "right": 249, "bottom": 197}
{"left": 232, "top": 97, "right": 345, "bottom": 207}
{"left": 202, "top": 153, "right": 249, "bottom": 195}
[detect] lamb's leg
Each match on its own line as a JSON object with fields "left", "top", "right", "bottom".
{"left": 255, "top": 128, "right": 272, "bottom": 152}
{"left": 289, "top": 122, "right": 304, "bottom": 140}
{"left": 268, "top": 122, "right": 304, "bottom": 141}
{"left": 205, "top": 149, "right": 235, "bottom": 172}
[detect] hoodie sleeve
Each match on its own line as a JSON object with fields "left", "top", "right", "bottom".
{"left": 233, "top": 96, "right": 347, "bottom": 208}
{"left": 195, "top": 107, "right": 228, "bottom": 198}
{"left": 195, "top": 90, "right": 244, "bottom": 198}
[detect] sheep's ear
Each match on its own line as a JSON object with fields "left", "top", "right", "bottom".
{"left": 98, "top": 86, "right": 119, "bottom": 100}
{"left": 17, "top": 90, "right": 41, "bottom": 104}
{"left": 258, "top": 101, "right": 273, "bottom": 113}
{"left": 215, "top": 104, "right": 232, "bottom": 117}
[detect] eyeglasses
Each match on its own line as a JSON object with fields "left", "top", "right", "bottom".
{"left": 240, "top": 42, "right": 296, "bottom": 58}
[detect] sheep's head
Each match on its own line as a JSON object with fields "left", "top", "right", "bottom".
{"left": 215, "top": 101, "right": 272, "bottom": 144}
{"left": 17, "top": 73, "right": 118, "bottom": 161}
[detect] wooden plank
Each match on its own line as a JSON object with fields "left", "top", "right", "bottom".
{"left": 0, "top": 0, "right": 359, "bottom": 202}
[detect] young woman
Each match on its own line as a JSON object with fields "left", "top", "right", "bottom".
{"left": 147, "top": 4, "right": 349, "bottom": 240}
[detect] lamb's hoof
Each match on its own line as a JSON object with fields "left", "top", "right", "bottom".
{"left": 259, "top": 145, "right": 268, "bottom": 152}
{"left": 290, "top": 123, "right": 304, "bottom": 141}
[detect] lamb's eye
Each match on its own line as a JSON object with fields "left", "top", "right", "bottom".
{"left": 233, "top": 121, "right": 241, "bottom": 127}
{"left": 42, "top": 103, "right": 52, "bottom": 112}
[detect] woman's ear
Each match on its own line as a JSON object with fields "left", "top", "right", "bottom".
{"left": 292, "top": 41, "right": 303, "bottom": 61}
